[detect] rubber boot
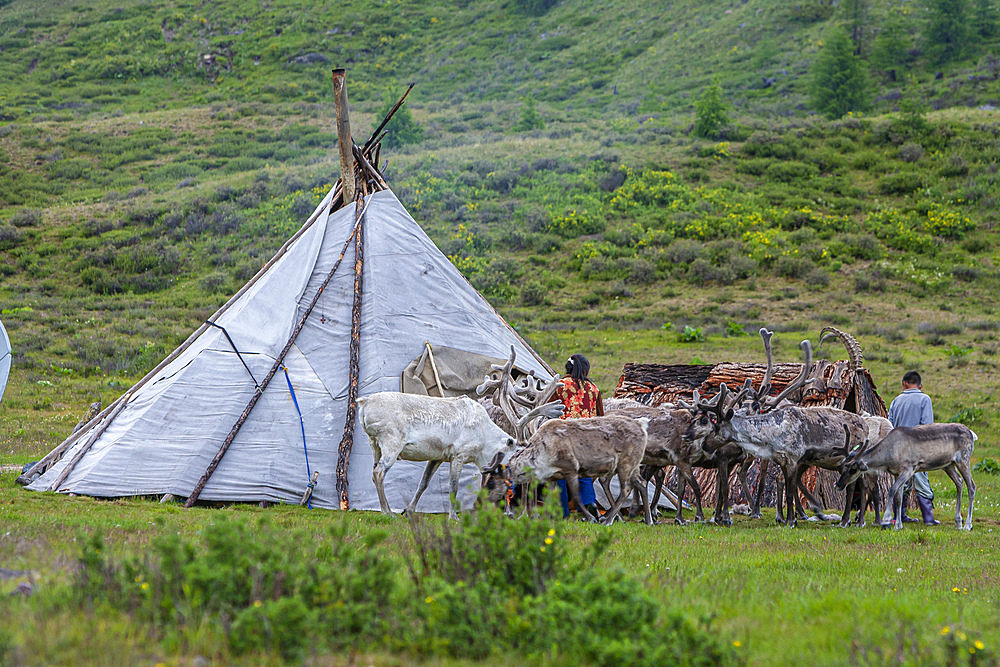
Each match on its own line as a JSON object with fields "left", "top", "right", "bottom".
{"left": 900, "top": 495, "right": 920, "bottom": 524}
{"left": 917, "top": 496, "right": 941, "bottom": 526}
{"left": 584, "top": 503, "right": 600, "bottom": 520}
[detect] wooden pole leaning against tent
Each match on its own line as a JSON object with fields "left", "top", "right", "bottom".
{"left": 335, "top": 192, "right": 367, "bottom": 510}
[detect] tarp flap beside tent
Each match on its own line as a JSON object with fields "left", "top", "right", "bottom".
{"left": 26, "top": 189, "right": 553, "bottom": 512}
{"left": 0, "top": 318, "right": 10, "bottom": 405}
{"left": 401, "top": 344, "right": 538, "bottom": 398}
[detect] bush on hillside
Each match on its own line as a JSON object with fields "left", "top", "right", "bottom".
{"left": 0, "top": 225, "right": 23, "bottom": 250}
{"left": 10, "top": 208, "right": 42, "bottom": 227}
{"left": 765, "top": 161, "right": 819, "bottom": 183}
{"left": 878, "top": 171, "right": 925, "bottom": 194}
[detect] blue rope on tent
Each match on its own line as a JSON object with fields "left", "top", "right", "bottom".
{"left": 281, "top": 365, "right": 313, "bottom": 509}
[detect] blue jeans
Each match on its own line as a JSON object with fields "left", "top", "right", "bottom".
{"left": 557, "top": 478, "right": 596, "bottom": 517}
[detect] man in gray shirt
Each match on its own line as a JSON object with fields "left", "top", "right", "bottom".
{"left": 887, "top": 370, "right": 941, "bottom": 525}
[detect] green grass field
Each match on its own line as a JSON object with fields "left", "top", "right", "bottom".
{"left": 2, "top": 0, "right": 1000, "bottom": 662}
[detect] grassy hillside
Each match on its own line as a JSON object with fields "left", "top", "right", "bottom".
{"left": 0, "top": 0, "right": 996, "bottom": 440}
{"left": 1, "top": 1, "right": 1000, "bottom": 661}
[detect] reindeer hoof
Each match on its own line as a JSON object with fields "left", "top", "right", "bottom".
{"left": 674, "top": 518, "right": 688, "bottom": 526}
{"left": 750, "top": 512, "right": 762, "bottom": 520}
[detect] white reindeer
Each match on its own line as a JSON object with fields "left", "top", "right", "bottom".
{"left": 359, "top": 392, "right": 562, "bottom": 519}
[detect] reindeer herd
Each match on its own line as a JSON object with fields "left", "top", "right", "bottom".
{"left": 360, "top": 329, "right": 978, "bottom": 531}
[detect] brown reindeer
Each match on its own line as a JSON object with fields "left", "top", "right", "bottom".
{"left": 836, "top": 423, "right": 977, "bottom": 531}
{"left": 484, "top": 415, "right": 652, "bottom": 525}
{"left": 685, "top": 336, "right": 870, "bottom": 527}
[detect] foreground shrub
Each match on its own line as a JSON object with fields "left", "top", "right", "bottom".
{"left": 405, "top": 500, "right": 738, "bottom": 665}
{"left": 75, "top": 519, "right": 397, "bottom": 659}
{"left": 71, "top": 506, "right": 740, "bottom": 665}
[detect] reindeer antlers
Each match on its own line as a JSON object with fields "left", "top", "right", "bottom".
{"left": 760, "top": 339, "right": 813, "bottom": 411}
{"left": 739, "top": 329, "right": 815, "bottom": 413}
{"left": 475, "top": 345, "right": 563, "bottom": 443}
{"left": 819, "top": 326, "right": 864, "bottom": 373}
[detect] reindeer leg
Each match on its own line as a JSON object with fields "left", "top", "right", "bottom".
{"left": 838, "top": 480, "right": 854, "bottom": 528}
{"left": 648, "top": 467, "right": 664, "bottom": 519}
{"left": 519, "top": 483, "right": 532, "bottom": 518}
{"left": 372, "top": 445, "right": 399, "bottom": 516}
{"left": 737, "top": 457, "right": 753, "bottom": 507}
{"left": 782, "top": 467, "right": 798, "bottom": 528}
{"left": 628, "top": 468, "right": 650, "bottom": 519}
{"left": 753, "top": 459, "right": 769, "bottom": 520}
{"left": 405, "top": 459, "right": 444, "bottom": 515}
{"left": 675, "top": 473, "right": 688, "bottom": 525}
{"left": 796, "top": 471, "right": 839, "bottom": 522}
{"left": 887, "top": 472, "right": 914, "bottom": 531}
{"left": 630, "top": 471, "right": 653, "bottom": 526}
{"left": 656, "top": 468, "right": 682, "bottom": 510}
{"left": 791, "top": 466, "right": 812, "bottom": 522}
{"left": 775, "top": 473, "right": 785, "bottom": 525}
{"left": 678, "top": 464, "right": 705, "bottom": 523}
{"left": 715, "top": 461, "right": 732, "bottom": 527}
{"left": 566, "top": 474, "right": 597, "bottom": 523}
{"left": 943, "top": 464, "right": 965, "bottom": 529}
{"left": 446, "top": 459, "right": 465, "bottom": 520}
{"left": 602, "top": 470, "right": 633, "bottom": 525}
{"left": 596, "top": 475, "right": 616, "bottom": 516}
{"left": 854, "top": 480, "right": 867, "bottom": 528}
{"left": 958, "top": 461, "right": 976, "bottom": 531}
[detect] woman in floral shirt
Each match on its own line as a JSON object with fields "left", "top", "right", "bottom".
{"left": 555, "top": 353, "right": 604, "bottom": 518}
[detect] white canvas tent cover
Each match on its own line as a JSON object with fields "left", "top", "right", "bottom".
{"left": 0, "top": 318, "right": 10, "bottom": 405}
{"left": 26, "top": 188, "right": 553, "bottom": 512}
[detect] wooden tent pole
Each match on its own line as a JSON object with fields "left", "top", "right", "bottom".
{"left": 335, "top": 193, "right": 367, "bottom": 510}
{"left": 48, "top": 396, "right": 130, "bottom": 491}
{"left": 17, "top": 184, "right": 342, "bottom": 487}
{"left": 184, "top": 203, "right": 368, "bottom": 508}
{"left": 332, "top": 69, "right": 355, "bottom": 208}
{"left": 424, "top": 342, "right": 447, "bottom": 398}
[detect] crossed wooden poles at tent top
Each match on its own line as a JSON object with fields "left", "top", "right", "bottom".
{"left": 19, "top": 75, "right": 415, "bottom": 511}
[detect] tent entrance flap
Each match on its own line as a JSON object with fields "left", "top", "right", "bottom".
{"left": 401, "top": 344, "right": 544, "bottom": 399}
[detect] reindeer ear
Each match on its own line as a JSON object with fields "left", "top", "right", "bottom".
{"left": 724, "top": 408, "right": 734, "bottom": 421}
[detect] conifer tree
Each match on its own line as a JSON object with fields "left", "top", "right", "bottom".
{"left": 925, "top": 0, "right": 972, "bottom": 62}
{"left": 513, "top": 96, "right": 545, "bottom": 131}
{"left": 693, "top": 81, "right": 730, "bottom": 139}
{"left": 974, "top": 0, "right": 998, "bottom": 38}
{"left": 844, "top": 0, "right": 869, "bottom": 55}
{"left": 376, "top": 90, "right": 424, "bottom": 148}
{"left": 870, "top": 15, "right": 910, "bottom": 80}
{"left": 808, "top": 29, "right": 873, "bottom": 119}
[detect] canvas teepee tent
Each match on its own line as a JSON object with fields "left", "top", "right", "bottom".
{"left": 19, "top": 80, "right": 554, "bottom": 513}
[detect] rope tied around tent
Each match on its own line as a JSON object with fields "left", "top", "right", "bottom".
{"left": 281, "top": 365, "right": 314, "bottom": 509}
